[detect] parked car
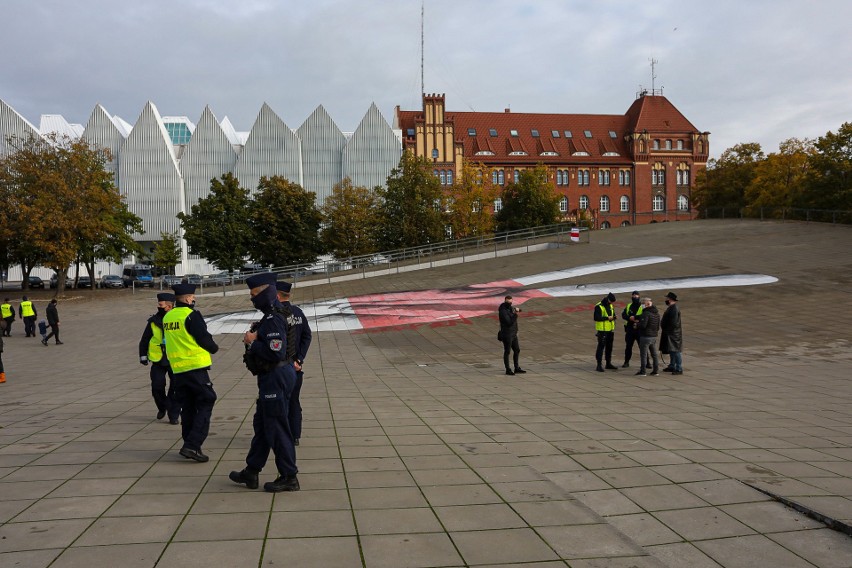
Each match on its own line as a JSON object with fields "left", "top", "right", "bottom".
{"left": 49, "top": 274, "right": 74, "bottom": 289}
{"left": 77, "top": 276, "right": 93, "bottom": 289}
{"left": 184, "top": 274, "right": 203, "bottom": 285}
{"left": 99, "top": 274, "right": 123, "bottom": 289}
{"left": 122, "top": 264, "right": 155, "bottom": 288}
{"left": 22, "top": 276, "right": 45, "bottom": 289}
{"left": 161, "top": 274, "right": 182, "bottom": 286}
{"left": 204, "top": 271, "right": 230, "bottom": 286}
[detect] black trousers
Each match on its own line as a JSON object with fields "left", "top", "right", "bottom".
{"left": 173, "top": 370, "right": 217, "bottom": 451}
{"left": 151, "top": 363, "right": 180, "bottom": 421}
{"left": 2, "top": 317, "right": 12, "bottom": 336}
{"left": 45, "top": 323, "right": 60, "bottom": 343}
{"left": 596, "top": 331, "right": 614, "bottom": 364}
{"left": 23, "top": 316, "right": 36, "bottom": 337}
{"left": 288, "top": 371, "right": 304, "bottom": 440}
{"left": 502, "top": 335, "right": 520, "bottom": 371}
{"left": 247, "top": 365, "right": 297, "bottom": 476}
{"left": 623, "top": 329, "right": 640, "bottom": 363}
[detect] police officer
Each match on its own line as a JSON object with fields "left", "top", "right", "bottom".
{"left": 230, "top": 273, "right": 299, "bottom": 492}
{"left": 139, "top": 292, "right": 180, "bottom": 424}
{"left": 19, "top": 296, "right": 37, "bottom": 338}
{"left": 594, "top": 292, "right": 618, "bottom": 372}
{"left": 621, "top": 290, "right": 646, "bottom": 368}
{"left": 1, "top": 298, "right": 14, "bottom": 336}
{"left": 276, "top": 281, "right": 312, "bottom": 446}
{"left": 162, "top": 283, "right": 219, "bottom": 462}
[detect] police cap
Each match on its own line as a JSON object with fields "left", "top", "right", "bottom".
{"left": 157, "top": 292, "right": 175, "bottom": 302}
{"left": 245, "top": 272, "right": 277, "bottom": 289}
{"left": 275, "top": 281, "right": 292, "bottom": 293}
{"left": 172, "top": 283, "right": 196, "bottom": 296}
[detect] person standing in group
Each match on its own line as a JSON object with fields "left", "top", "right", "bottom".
{"left": 660, "top": 292, "right": 683, "bottom": 375}
{"left": 594, "top": 293, "right": 619, "bottom": 372}
{"left": 42, "top": 299, "right": 63, "bottom": 345}
{"left": 139, "top": 292, "right": 180, "bottom": 424}
{"left": 635, "top": 297, "right": 661, "bottom": 377}
{"left": 1, "top": 298, "right": 14, "bottom": 336}
{"left": 276, "top": 281, "right": 312, "bottom": 447}
{"left": 498, "top": 295, "right": 526, "bottom": 376}
{"left": 621, "top": 290, "right": 646, "bottom": 369}
{"left": 162, "top": 283, "right": 219, "bottom": 462}
{"left": 19, "top": 296, "right": 36, "bottom": 338}
{"left": 230, "top": 273, "right": 300, "bottom": 492}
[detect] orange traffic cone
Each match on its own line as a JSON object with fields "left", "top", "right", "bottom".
{"left": 0, "top": 372, "right": 5, "bottom": 383}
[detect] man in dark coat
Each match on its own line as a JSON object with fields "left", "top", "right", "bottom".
{"left": 43, "top": 299, "right": 63, "bottom": 345}
{"left": 139, "top": 292, "right": 180, "bottom": 423}
{"left": 276, "top": 281, "right": 312, "bottom": 446}
{"left": 636, "top": 297, "right": 661, "bottom": 376}
{"left": 621, "top": 290, "right": 646, "bottom": 368}
{"left": 499, "top": 295, "right": 526, "bottom": 376}
{"left": 660, "top": 292, "right": 683, "bottom": 375}
{"left": 230, "top": 273, "right": 300, "bottom": 492}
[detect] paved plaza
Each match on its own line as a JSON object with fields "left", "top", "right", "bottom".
{"left": 1, "top": 219, "right": 852, "bottom": 567}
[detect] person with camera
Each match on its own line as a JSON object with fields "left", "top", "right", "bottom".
{"left": 594, "top": 292, "right": 619, "bottom": 372}
{"left": 230, "top": 273, "right": 300, "bottom": 492}
{"left": 498, "top": 295, "right": 526, "bottom": 376}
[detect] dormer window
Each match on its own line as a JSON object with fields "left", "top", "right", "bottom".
{"left": 468, "top": 128, "right": 477, "bottom": 136}
{"left": 572, "top": 151, "right": 590, "bottom": 156}
{"left": 475, "top": 150, "right": 495, "bottom": 156}
{"left": 510, "top": 129, "right": 519, "bottom": 137}
{"left": 609, "top": 131, "right": 617, "bottom": 138}
{"left": 489, "top": 128, "right": 497, "bottom": 137}
{"left": 406, "top": 128, "right": 415, "bottom": 137}
{"left": 584, "top": 130, "right": 592, "bottom": 138}
{"left": 565, "top": 130, "right": 572, "bottom": 138}
{"left": 540, "top": 151, "right": 558, "bottom": 156}
{"left": 508, "top": 151, "right": 528, "bottom": 156}
{"left": 602, "top": 152, "right": 620, "bottom": 157}
{"left": 552, "top": 130, "right": 560, "bottom": 138}
{"left": 531, "top": 129, "right": 539, "bottom": 137}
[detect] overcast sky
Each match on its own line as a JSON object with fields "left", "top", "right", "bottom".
{"left": 2, "top": 0, "right": 849, "bottom": 158}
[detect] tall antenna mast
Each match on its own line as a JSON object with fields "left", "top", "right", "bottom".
{"left": 421, "top": 0, "right": 425, "bottom": 97}
{"left": 650, "top": 58, "right": 658, "bottom": 92}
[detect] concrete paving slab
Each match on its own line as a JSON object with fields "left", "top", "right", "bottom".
{"left": 2, "top": 220, "right": 852, "bottom": 567}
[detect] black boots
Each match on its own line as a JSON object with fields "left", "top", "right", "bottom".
{"left": 179, "top": 447, "right": 209, "bottom": 462}
{"left": 229, "top": 469, "right": 259, "bottom": 490}
{"left": 264, "top": 475, "right": 300, "bottom": 492}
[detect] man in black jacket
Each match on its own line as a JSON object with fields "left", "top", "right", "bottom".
{"left": 621, "top": 290, "right": 646, "bottom": 368}
{"left": 276, "top": 281, "right": 312, "bottom": 446}
{"left": 138, "top": 293, "right": 180, "bottom": 423}
{"left": 636, "top": 297, "right": 661, "bottom": 376}
{"left": 660, "top": 292, "right": 683, "bottom": 375}
{"left": 498, "top": 295, "right": 526, "bottom": 376}
{"left": 42, "top": 299, "right": 63, "bottom": 345}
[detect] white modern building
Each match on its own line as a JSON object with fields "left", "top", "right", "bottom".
{"left": 0, "top": 98, "right": 403, "bottom": 276}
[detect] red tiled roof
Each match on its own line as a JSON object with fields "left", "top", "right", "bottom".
{"left": 397, "top": 95, "right": 700, "bottom": 164}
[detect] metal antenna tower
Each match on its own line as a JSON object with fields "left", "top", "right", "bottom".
{"left": 650, "top": 58, "right": 658, "bottom": 92}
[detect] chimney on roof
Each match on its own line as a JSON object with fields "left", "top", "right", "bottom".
{"left": 504, "top": 107, "right": 511, "bottom": 113}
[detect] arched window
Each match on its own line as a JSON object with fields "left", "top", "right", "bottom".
{"left": 678, "top": 194, "right": 690, "bottom": 211}
{"left": 652, "top": 164, "right": 666, "bottom": 186}
{"left": 579, "top": 195, "right": 589, "bottom": 210}
{"left": 514, "top": 170, "right": 520, "bottom": 183}
{"left": 439, "top": 170, "right": 446, "bottom": 185}
{"left": 556, "top": 170, "right": 563, "bottom": 186}
{"left": 619, "top": 170, "right": 631, "bottom": 186}
{"left": 498, "top": 170, "right": 505, "bottom": 185}
{"left": 652, "top": 195, "right": 665, "bottom": 212}
{"left": 620, "top": 220, "right": 631, "bottom": 227}
{"left": 492, "top": 171, "right": 498, "bottom": 185}
{"left": 677, "top": 168, "right": 690, "bottom": 186}
{"left": 653, "top": 139, "right": 660, "bottom": 150}
{"left": 446, "top": 170, "right": 453, "bottom": 185}
{"left": 665, "top": 140, "right": 672, "bottom": 150}
{"left": 493, "top": 198, "right": 503, "bottom": 212}
{"left": 677, "top": 140, "right": 684, "bottom": 150}
{"left": 620, "top": 196, "right": 629, "bottom": 212}
{"left": 599, "top": 170, "right": 611, "bottom": 186}
{"left": 600, "top": 221, "right": 611, "bottom": 229}
{"left": 600, "top": 195, "right": 610, "bottom": 212}
{"left": 559, "top": 196, "right": 568, "bottom": 213}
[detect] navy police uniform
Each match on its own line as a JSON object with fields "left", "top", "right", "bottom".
{"left": 138, "top": 292, "right": 180, "bottom": 423}
{"left": 276, "top": 281, "right": 312, "bottom": 444}
{"left": 230, "top": 273, "right": 299, "bottom": 492}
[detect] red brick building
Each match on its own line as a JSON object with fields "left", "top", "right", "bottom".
{"left": 394, "top": 92, "right": 709, "bottom": 227}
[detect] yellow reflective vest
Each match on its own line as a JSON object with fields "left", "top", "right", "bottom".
{"left": 162, "top": 307, "right": 211, "bottom": 373}
{"left": 20, "top": 301, "right": 35, "bottom": 318}
{"left": 595, "top": 302, "right": 615, "bottom": 332}
{"left": 1, "top": 303, "right": 12, "bottom": 319}
{"left": 147, "top": 320, "right": 166, "bottom": 363}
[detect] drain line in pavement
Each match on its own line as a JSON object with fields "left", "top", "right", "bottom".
{"left": 741, "top": 480, "right": 852, "bottom": 537}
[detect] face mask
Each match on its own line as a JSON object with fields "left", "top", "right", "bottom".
{"left": 665, "top": 300, "right": 671, "bottom": 306}
{"left": 189, "top": 300, "right": 196, "bottom": 309}
{"left": 632, "top": 297, "right": 640, "bottom": 302}
{"left": 157, "top": 307, "right": 167, "bottom": 316}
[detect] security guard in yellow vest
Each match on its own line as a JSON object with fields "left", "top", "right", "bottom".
{"left": 19, "top": 296, "right": 37, "bottom": 337}
{"left": 594, "top": 292, "right": 618, "bottom": 372}
{"left": 1, "top": 298, "right": 14, "bottom": 337}
{"left": 138, "top": 292, "right": 180, "bottom": 424}
{"left": 621, "top": 290, "right": 647, "bottom": 369}
{"left": 162, "top": 283, "right": 219, "bottom": 462}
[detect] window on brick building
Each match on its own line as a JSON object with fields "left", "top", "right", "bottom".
{"left": 653, "top": 139, "right": 660, "bottom": 150}
{"left": 579, "top": 195, "right": 589, "bottom": 210}
{"left": 559, "top": 196, "right": 568, "bottom": 213}
{"left": 678, "top": 194, "right": 690, "bottom": 211}
{"left": 578, "top": 169, "right": 590, "bottom": 186}
{"left": 599, "top": 170, "right": 611, "bottom": 186}
{"left": 513, "top": 170, "right": 520, "bottom": 183}
{"left": 446, "top": 170, "right": 453, "bottom": 185}
{"left": 665, "top": 139, "right": 672, "bottom": 150}
{"left": 498, "top": 170, "right": 505, "bottom": 185}
{"left": 653, "top": 195, "right": 665, "bottom": 211}
{"left": 619, "top": 170, "right": 631, "bottom": 186}
{"left": 677, "top": 168, "right": 690, "bottom": 186}
{"left": 620, "top": 196, "right": 629, "bottom": 212}
{"left": 494, "top": 198, "right": 502, "bottom": 212}
{"left": 621, "top": 220, "right": 630, "bottom": 227}
{"left": 677, "top": 140, "right": 684, "bottom": 150}
{"left": 601, "top": 221, "right": 611, "bottom": 229}
{"left": 600, "top": 195, "right": 610, "bottom": 212}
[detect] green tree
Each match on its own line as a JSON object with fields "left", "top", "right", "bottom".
{"left": 448, "top": 162, "right": 499, "bottom": 239}
{"left": 320, "top": 178, "right": 381, "bottom": 258}
{"left": 495, "top": 164, "right": 560, "bottom": 232}
{"left": 693, "top": 142, "right": 764, "bottom": 213}
{"left": 376, "top": 150, "right": 446, "bottom": 249}
{"left": 0, "top": 133, "right": 137, "bottom": 294}
{"left": 177, "top": 173, "right": 252, "bottom": 273}
{"left": 800, "top": 123, "right": 852, "bottom": 210}
{"left": 152, "top": 231, "right": 182, "bottom": 275}
{"left": 745, "top": 138, "right": 812, "bottom": 213}
{"left": 248, "top": 176, "right": 324, "bottom": 267}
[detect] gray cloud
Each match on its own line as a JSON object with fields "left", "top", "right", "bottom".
{"left": 2, "top": 0, "right": 850, "bottom": 156}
